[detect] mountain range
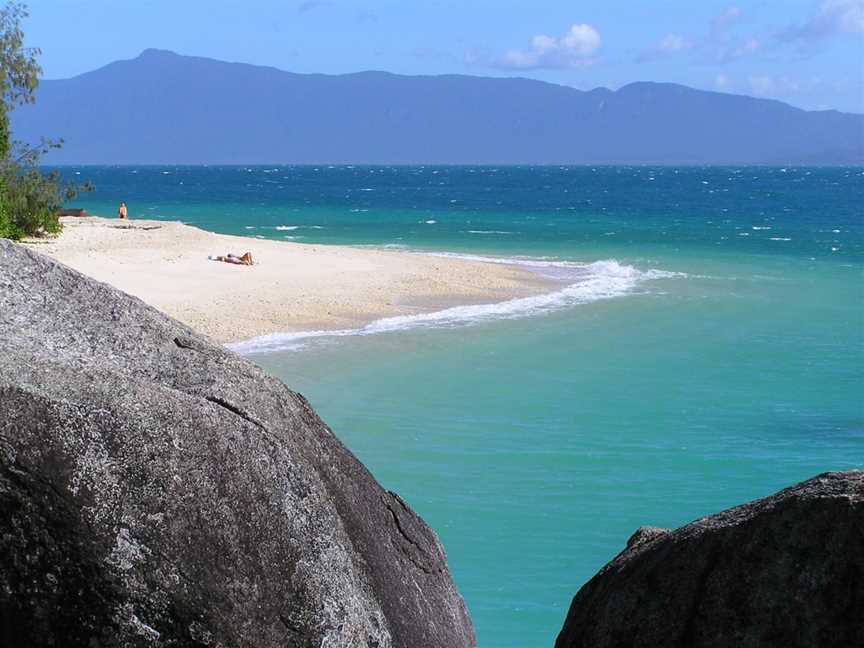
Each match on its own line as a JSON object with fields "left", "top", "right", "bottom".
{"left": 12, "top": 49, "right": 864, "bottom": 165}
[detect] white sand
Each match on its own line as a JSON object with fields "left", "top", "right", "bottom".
{"left": 25, "top": 216, "right": 551, "bottom": 343}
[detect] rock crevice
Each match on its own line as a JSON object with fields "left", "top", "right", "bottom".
{"left": 0, "top": 239, "right": 475, "bottom": 647}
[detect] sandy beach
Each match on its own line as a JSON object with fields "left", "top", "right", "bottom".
{"left": 25, "top": 216, "right": 552, "bottom": 343}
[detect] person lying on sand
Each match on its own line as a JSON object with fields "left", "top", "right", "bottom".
{"left": 209, "top": 252, "right": 254, "bottom": 266}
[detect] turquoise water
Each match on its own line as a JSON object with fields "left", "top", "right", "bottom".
{"left": 62, "top": 166, "right": 863, "bottom": 646}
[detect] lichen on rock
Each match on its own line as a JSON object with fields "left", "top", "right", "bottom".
{"left": 0, "top": 239, "right": 475, "bottom": 647}
{"left": 555, "top": 471, "right": 864, "bottom": 648}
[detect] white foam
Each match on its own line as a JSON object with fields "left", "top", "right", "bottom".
{"left": 466, "top": 230, "right": 514, "bottom": 235}
{"left": 228, "top": 258, "right": 684, "bottom": 355}
{"left": 420, "top": 252, "right": 687, "bottom": 279}
{"left": 275, "top": 225, "right": 299, "bottom": 231}
{"left": 769, "top": 237, "right": 792, "bottom": 241}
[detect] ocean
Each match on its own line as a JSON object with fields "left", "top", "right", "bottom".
{"left": 60, "top": 165, "right": 863, "bottom": 647}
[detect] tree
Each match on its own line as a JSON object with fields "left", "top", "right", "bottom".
{"left": 0, "top": 1, "right": 88, "bottom": 240}
{"left": 0, "top": 2, "right": 40, "bottom": 159}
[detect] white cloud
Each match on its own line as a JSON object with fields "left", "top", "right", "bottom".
{"left": 717, "top": 37, "right": 761, "bottom": 63}
{"left": 780, "top": 0, "right": 864, "bottom": 43}
{"left": 636, "top": 33, "right": 692, "bottom": 62}
{"left": 659, "top": 34, "right": 691, "bottom": 53}
{"left": 483, "top": 23, "right": 601, "bottom": 70}
{"left": 297, "top": 0, "right": 330, "bottom": 14}
{"left": 748, "top": 75, "right": 802, "bottom": 97}
{"left": 711, "top": 6, "right": 743, "bottom": 35}
{"left": 705, "top": 6, "right": 763, "bottom": 63}
{"left": 637, "top": 7, "right": 761, "bottom": 65}
{"left": 713, "top": 73, "right": 859, "bottom": 110}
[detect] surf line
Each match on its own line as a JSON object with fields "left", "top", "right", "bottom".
{"left": 228, "top": 257, "right": 684, "bottom": 355}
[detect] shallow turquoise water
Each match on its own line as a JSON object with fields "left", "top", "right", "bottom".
{"left": 62, "top": 166, "right": 863, "bottom": 646}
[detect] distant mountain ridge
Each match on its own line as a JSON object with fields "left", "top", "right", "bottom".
{"left": 12, "top": 49, "right": 864, "bottom": 165}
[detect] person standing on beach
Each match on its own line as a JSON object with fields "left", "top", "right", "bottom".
{"left": 118, "top": 201, "right": 128, "bottom": 219}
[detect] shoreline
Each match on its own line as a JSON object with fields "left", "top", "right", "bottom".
{"left": 25, "top": 216, "right": 558, "bottom": 344}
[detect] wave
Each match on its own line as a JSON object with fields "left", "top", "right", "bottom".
{"left": 466, "top": 230, "right": 514, "bottom": 235}
{"left": 267, "top": 224, "right": 324, "bottom": 231}
{"left": 421, "top": 251, "right": 686, "bottom": 278}
{"left": 228, "top": 258, "right": 684, "bottom": 355}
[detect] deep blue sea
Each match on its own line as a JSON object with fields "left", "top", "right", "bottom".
{"left": 61, "top": 165, "right": 864, "bottom": 647}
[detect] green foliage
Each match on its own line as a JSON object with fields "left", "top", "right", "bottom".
{"left": 0, "top": 2, "right": 90, "bottom": 240}
{"left": 0, "top": 140, "right": 88, "bottom": 240}
{"left": 0, "top": 2, "right": 40, "bottom": 158}
{"left": 0, "top": 177, "right": 22, "bottom": 239}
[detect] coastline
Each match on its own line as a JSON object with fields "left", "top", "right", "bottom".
{"left": 25, "top": 216, "right": 556, "bottom": 344}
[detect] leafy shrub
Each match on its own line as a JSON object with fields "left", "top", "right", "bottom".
{"left": 0, "top": 3, "right": 90, "bottom": 240}
{"left": 0, "top": 138, "right": 89, "bottom": 240}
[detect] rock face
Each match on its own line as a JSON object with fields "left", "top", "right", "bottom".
{"left": 0, "top": 239, "right": 475, "bottom": 647}
{"left": 556, "top": 471, "right": 864, "bottom": 648}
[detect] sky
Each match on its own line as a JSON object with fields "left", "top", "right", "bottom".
{"left": 21, "top": 0, "right": 864, "bottom": 113}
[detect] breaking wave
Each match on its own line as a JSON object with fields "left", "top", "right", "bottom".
{"left": 228, "top": 257, "right": 684, "bottom": 355}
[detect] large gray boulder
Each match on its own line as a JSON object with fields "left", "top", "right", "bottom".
{"left": 0, "top": 239, "right": 475, "bottom": 647}
{"left": 556, "top": 471, "right": 863, "bottom": 648}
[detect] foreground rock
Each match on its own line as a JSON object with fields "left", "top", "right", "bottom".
{"left": 0, "top": 239, "right": 475, "bottom": 647}
{"left": 556, "top": 471, "right": 863, "bottom": 648}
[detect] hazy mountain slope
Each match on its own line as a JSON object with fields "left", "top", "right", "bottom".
{"left": 12, "top": 49, "right": 863, "bottom": 164}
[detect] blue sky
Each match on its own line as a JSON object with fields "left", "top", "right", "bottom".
{"left": 22, "top": 0, "right": 864, "bottom": 112}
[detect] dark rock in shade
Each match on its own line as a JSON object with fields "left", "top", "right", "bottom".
{"left": 0, "top": 239, "right": 475, "bottom": 647}
{"left": 59, "top": 208, "right": 90, "bottom": 217}
{"left": 555, "top": 471, "right": 864, "bottom": 648}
